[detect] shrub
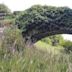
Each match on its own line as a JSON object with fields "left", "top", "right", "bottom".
{"left": 62, "top": 40, "right": 72, "bottom": 53}
{"left": 1, "top": 25, "right": 25, "bottom": 53}
{"left": 42, "top": 35, "right": 64, "bottom": 46}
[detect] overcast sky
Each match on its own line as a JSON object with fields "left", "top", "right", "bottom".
{"left": 0, "top": 0, "right": 72, "bottom": 41}
{"left": 0, "top": 0, "right": 72, "bottom": 11}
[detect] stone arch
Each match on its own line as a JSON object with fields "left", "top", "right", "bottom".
{"left": 16, "top": 5, "right": 72, "bottom": 43}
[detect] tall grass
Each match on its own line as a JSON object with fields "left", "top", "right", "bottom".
{"left": 0, "top": 25, "right": 72, "bottom": 72}
{"left": 0, "top": 46, "right": 72, "bottom": 72}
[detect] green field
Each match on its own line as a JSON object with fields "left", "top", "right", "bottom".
{"left": 35, "top": 41, "right": 64, "bottom": 54}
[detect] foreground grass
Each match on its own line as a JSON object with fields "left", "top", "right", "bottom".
{"left": 0, "top": 46, "right": 72, "bottom": 72}
{"left": 0, "top": 25, "right": 71, "bottom": 72}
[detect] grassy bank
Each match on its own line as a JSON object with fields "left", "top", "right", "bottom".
{"left": 0, "top": 25, "right": 71, "bottom": 72}
{"left": 0, "top": 46, "right": 72, "bottom": 72}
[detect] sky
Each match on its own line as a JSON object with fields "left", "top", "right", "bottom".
{"left": 0, "top": 0, "right": 72, "bottom": 41}
{"left": 0, "top": 0, "right": 72, "bottom": 11}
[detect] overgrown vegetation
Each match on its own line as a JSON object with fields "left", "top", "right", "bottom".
{"left": 15, "top": 5, "right": 72, "bottom": 44}
{"left": 0, "top": 4, "right": 72, "bottom": 72}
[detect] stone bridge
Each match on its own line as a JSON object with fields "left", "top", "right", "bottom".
{"left": 16, "top": 5, "right": 72, "bottom": 44}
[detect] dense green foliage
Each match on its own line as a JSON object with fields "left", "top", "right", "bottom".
{"left": 0, "top": 4, "right": 10, "bottom": 13}
{"left": 16, "top": 5, "right": 70, "bottom": 31}
{"left": 16, "top": 5, "right": 72, "bottom": 31}
{"left": 0, "top": 4, "right": 15, "bottom": 20}
{"left": 62, "top": 40, "right": 72, "bottom": 53}
{"left": 13, "top": 11, "right": 23, "bottom": 17}
{"left": 15, "top": 5, "right": 72, "bottom": 43}
{"left": 42, "top": 35, "right": 64, "bottom": 46}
